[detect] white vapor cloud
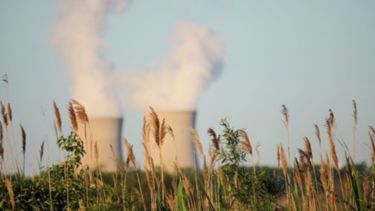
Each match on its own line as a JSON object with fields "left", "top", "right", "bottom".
{"left": 124, "top": 21, "right": 224, "bottom": 111}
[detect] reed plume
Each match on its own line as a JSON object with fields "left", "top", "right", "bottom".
{"left": 281, "top": 104, "right": 291, "bottom": 165}
{"left": 7, "top": 102, "right": 12, "bottom": 122}
{"left": 326, "top": 109, "right": 339, "bottom": 170}
{"left": 68, "top": 102, "right": 78, "bottom": 131}
{"left": 71, "top": 99, "right": 89, "bottom": 123}
{"left": 53, "top": 101, "right": 62, "bottom": 135}
{"left": 124, "top": 138, "right": 136, "bottom": 168}
{"left": 1, "top": 101, "right": 8, "bottom": 127}
{"left": 279, "top": 144, "right": 288, "bottom": 177}
{"left": 303, "top": 137, "right": 313, "bottom": 159}
{"left": 207, "top": 128, "right": 220, "bottom": 151}
{"left": 40, "top": 141, "right": 44, "bottom": 162}
{"left": 239, "top": 130, "right": 252, "bottom": 155}
{"left": 191, "top": 128, "right": 205, "bottom": 160}
{"left": 20, "top": 124, "right": 26, "bottom": 155}
{"left": 352, "top": 100, "right": 358, "bottom": 160}
{"left": 314, "top": 124, "right": 322, "bottom": 149}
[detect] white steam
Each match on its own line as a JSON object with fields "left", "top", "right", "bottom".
{"left": 125, "top": 21, "right": 224, "bottom": 110}
{"left": 52, "top": 0, "right": 127, "bottom": 117}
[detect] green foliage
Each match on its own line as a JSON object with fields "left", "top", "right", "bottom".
{"left": 218, "top": 119, "right": 273, "bottom": 209}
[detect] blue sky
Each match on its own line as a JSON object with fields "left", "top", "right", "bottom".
{"left": 1, "top": 0, "right": 375, "bottom": 174}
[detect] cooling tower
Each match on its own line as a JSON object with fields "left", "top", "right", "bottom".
{"left": 145, "top": 111, "right": 197, "bottom": 172}
{"left": 78, "top": 118, "right": 123, "bottom": 172}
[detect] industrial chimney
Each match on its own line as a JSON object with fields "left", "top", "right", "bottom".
{"left": 78, "top": 117, "right": 123, "bottom": 172}
{"left": 145, "top": 110, "right": 197, "bottom": 172}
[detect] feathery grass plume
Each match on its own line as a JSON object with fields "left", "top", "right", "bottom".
{"left": 304, "top": 137, "right": 313, "bottom": 159}
{"left": 4, "top": 178, "right": 15, "bottom": 210}
{"left": 68, "top": 102, "right": 78, "bottom": 131}
{"left": 352, "top": 100, "right": 358, "bottom": 125}
{"left": 142, "top": 116, "right": 149, "bottom": 142}
{"left": 191, "top": 128, "right": 205, "bottom": 160}
{"left": 71, "top": 99, "right": 89, "bottom": 123}
{"left": 124, "top": 138, "right": 136, "bottom": 168}
{"left": 298, "top": 149, "right": 312, "bottom": 171}
{"left": 207, "top": 128, "right": 219, "bottom": 151}
{"left": 142, "top": 143, "right": 154, "bottom": 170}
{"left": 20, "top": 124, "right": 26, "bottom": 155}
{"left": 319, "top": 156, "right": 328, "bottom": 197}
{"left": 6, "top": 102, "right": 12, "bottom": 122}
{"left": 326, "top": 109, "right": 339, "bottom": 170}
{"left": 279, "top": 144, "right": 288, "bottom": 176}
{"left": 352, "top": 100, "right": 358, "bottom": 160}
{"left": 208, "top": 147, "right": 217, "bottom": 171}
{"left": 239, "top": 129, "right": 252, "bottom": 155}
{"left": 1, "top": 101, "right": 8, "bottom": 127}
{"left": 281, "top": 104, "right": 289, "bottom": 127}
{"left": 314, "top": 124, "right": 321, "bottom": 147}
{"left": 53, "top": 101, "right": 62, "bottom": 135}
{"left": 294, "top": 159, "right": 303, "bottom": 192}
{"left": 148, "top": 107, "right": 164, "bottom": 146}
{"left": 40, "top": 141, "right": 45, "bottom": 162}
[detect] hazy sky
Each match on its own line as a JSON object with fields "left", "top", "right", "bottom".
{"left": 1, "top": 0, "right": 374, "bottom": 175}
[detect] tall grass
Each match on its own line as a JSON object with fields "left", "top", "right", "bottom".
{"left": 0, "top": 100, "right": 374, "bottom": 210}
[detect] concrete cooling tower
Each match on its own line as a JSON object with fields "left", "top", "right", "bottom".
{"left": 146, "top": 111, "right": 197, "bottom": 172}
{"left": 79, "top": 118, "right": 123, "bottom": 172}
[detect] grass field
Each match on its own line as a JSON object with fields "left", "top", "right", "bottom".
{"left": 0, "top": 100, "right": 374, "bottom": 210}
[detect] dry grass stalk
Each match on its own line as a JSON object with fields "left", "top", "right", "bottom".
{"left": 352, "top": 100, "right": 358, "bottom": 160}
{"left": 319, "top": 157, "right": 328, "bottom": 198}
{"left": 124, "top": 138, "right": 136, "bottom": 168}
{"left": 7, "top": 102, "right": 12, "bottom": 122}
{"left": 277, "top": 144, "right": 280, "bottom": 168}
{"left": 191, "top": 128, "right": 205, "bottom": 160}
{"left": 279, "top": 144, "right": 288, "bottom": 177}
{"left": 20, "top": 124, "right": 26, "bottom": 155}
{"left": 239, "top": 130, "right": 252, "bottom": 155}
{"left": 40, "top": 141, "right": 45, "bottom": 162}
{"left": 142, "top": 116, "right": 149, "bottom": 142}
{"left": 53, "top": 101, "right": 62, "bottom": 135}
{"left": 369, "top": 128, "right": 375, "bottom": 164}
{"left": 281, "top": 104, "right": 289, "bottom": 127}
{"left": 207, "top": 128, "right": 220, "bottom": 151}
{"left": 326, "top": 109, "right": 339, "bottom": 170}
{"left": 68, "top": 102, "right": 78, "bottom": 131}
{"left": 4, "top": 178, "right": 15, "bottom": 210}
{"left": 71, "top": 100, "right": 89, "bottom": 123}
{"left": 208, "top": 147, "right": 217, "bottom": 171}
{"left": 304, "top": 137, "right": 313, "bottom": 159}
{"left": 1, "top": 101, "right": 8, "bottom": 127}
{"left": 314, "top": 124, "right": 322, "bottom": 148}
{"left": 149, "top": 107, "right": 161, "bottom": 146}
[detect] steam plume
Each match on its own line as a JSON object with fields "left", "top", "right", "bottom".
{"left": 125, "top": 21, "right": 224, "bottom": 110}
{"left": 53, "top": 0, "right": 127, "bottom": 117}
